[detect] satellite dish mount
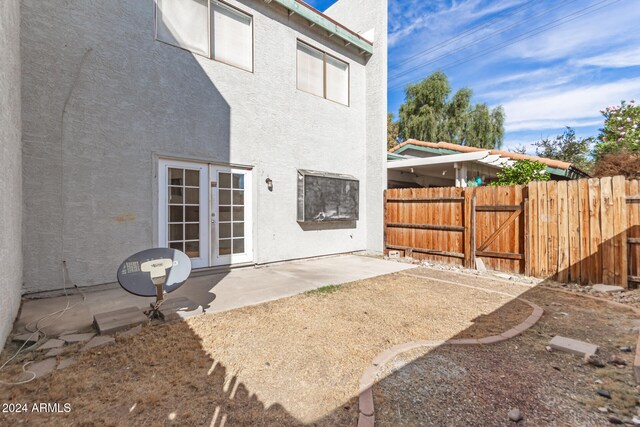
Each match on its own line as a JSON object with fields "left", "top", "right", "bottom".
{"left": 140, "top": 258, "right": 174, "bottom": 319}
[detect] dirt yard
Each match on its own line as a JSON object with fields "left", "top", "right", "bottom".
{"left": 0, "top": 267, "right": 638, "bottom": 426}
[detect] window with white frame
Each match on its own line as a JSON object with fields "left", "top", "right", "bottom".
{"left": 296, "top": 41, "right": 349, "bottom": 106}
{"left": 155, "top": 0, "right": 253, "bottom": 72}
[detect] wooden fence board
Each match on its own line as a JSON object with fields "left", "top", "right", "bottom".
{"left": 547, "top": 180, "right": 559, "bottom": 279}
{"left": 612, "top": 176, "right": 627, "bottom": 285}
{"left": 567, "top": 180, "right": 580, "bottom": 282}
{"left": 588, "top": 178, "right": 602, "bottom": 284}
{"left": 600, "top": 177, "right": 615, "bottom": 284}
{"left": 528, "top": 183, "right": 538, "bottom": 276}
{"left": 384, "top": 176, "right": 635, "bottom": 288}
{"left": 557, "top": 181, "right": 570, "bottom": 282}
{"left": 578, "top": 179, "right": 591, "bottom": 284}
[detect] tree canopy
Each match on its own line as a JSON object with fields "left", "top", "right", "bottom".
{"left": 387, "top": 113, "right": 399, "bottom": 150}
{"left": 397, "top": 72, "right": 505, "bottom": 149}
{"left": 533, "top": 127, "right": 593, "bottom": 172}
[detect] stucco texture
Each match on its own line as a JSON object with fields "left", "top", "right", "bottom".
{"left": 0, "top": 0, "right": 22, "bottom": 347}
{"left": 21, "top": 0, "right": 386, "bottom": 293}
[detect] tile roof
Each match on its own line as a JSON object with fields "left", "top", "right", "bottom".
{"left": 389, "top": 139, "right": 574, "bottom": 171}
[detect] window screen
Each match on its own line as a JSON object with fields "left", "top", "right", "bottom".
{"left": 212, "top": 2, "right": 253, "bottom": 71}
{"left": 296, "top": 41, "right": 349, "bottom": 106}
{"left": 325, "top": 55, "right": 349, "bottom": 105}
{"left": 297, "top": 42, "right": 325, "bottom": 98}
{"left": 156, "top": 0, "right": 209, "bottom": 56}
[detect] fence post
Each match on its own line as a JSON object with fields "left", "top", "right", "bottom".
{"left": 471, "top": 195, "right": 477, "bottom": 269}
{"left": 383, "top": 189, "right": 388, "bottom": 255}
{"left": 524, "top": 197, "right": 530, "bottom": 276}
{"left": 463, "top": 190, "right": 472, "bottom": 268}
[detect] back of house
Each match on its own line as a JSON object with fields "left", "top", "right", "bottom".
{"left": 16, "top": 0, "right": 387, "bottom": 297}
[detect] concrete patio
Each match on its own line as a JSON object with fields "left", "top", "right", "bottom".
{"left": 13, "top": 255, "right": 415, "bottom": 336}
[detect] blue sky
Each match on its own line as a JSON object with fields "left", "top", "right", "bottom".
{"left": 307, "top": 0, "right": 640, "bottom": 153}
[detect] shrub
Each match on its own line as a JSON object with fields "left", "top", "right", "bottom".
{"left": 490, "top": 160, "right": 550, "bottom": 186}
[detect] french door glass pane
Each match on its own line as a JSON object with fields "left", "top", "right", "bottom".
{"left": 168, "top": 167, "right": 200, "bottom": 258}
{"left": 218, "top": 171, "right": 246, "bottom": 256}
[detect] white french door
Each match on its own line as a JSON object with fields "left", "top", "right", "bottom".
{"left": 158, "top": 160, "right": 253, "bottom": 268}
{"left": 210, "top": 166, "right": 253, "bottom": 266}
{"left": 158, "top": 160, "right": 210, "bottom": 268}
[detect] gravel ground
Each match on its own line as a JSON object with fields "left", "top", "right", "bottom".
{"left": 374, "top": 282, "right": 640, "bottom": 426}
{"left": 0, "top": 271, "right": 527, "bottom": 426}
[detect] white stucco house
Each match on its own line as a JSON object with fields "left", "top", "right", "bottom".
{"left": 0, "top": 0, "right": 387, "bottom": 347}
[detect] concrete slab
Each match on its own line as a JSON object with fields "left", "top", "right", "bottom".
{"left": 117, "top": 324, "right": 142, "bottom": 338}
{"left": 45, "top": 347, "right": 66, "bottom": 358}
{"left": 13, "top": 332, "right": 40, "bottom": 344}
{"left": 25, "top": 358, "right": 56, "bottom": 379}
{"left": 82, "top": 336, "right": 115, "bottom": 352}
{"left": 549, "top": 335, "right": 598, "bottom": 356}
{"left": 157, "top": 297, "right": 200, "bottom": 321}
{"left": 57, "top": 358, "right": 76, "bottom": 370}
{"left": 60, "top": 333, "right": 95, "bottom": 343}
{"left": 38, "top": 339, "right": 64, "bottom": 350}
{"left": 591, "top": 284, "right": 625, "bottom": 293}
{"left": 93, "top": 306, "right": 148, "bottom": 335}
{"left": 15, "top": 255, "right": 415, "bottom": 336}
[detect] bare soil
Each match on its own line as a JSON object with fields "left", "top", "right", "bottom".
{"left": 1, "top": 267, "right": 636, "bottom": 426}
{"left": 374, "top": 281, "right": 640, "bottom": 426}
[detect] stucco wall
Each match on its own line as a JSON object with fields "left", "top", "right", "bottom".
{"left": 326, "top": 0, "right": 388, "bottom": 253}
{"left": 0, "top": 0, "right": 22, "bottom": 347}
{"left": 21, "top": 0, "right": 381, "bottom": 292}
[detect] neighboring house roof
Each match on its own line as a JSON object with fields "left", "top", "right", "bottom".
{"left": 389, "top": 139, "right": 589, "bottom": 179}
{"left": 268, "top": 0, "right": 374, "bottom": 54}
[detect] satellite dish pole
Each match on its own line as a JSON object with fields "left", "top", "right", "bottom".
{"left": 140, "top": 258, "right": 174, "bottom": 319}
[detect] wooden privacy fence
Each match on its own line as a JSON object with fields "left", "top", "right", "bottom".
{"left": 384, "top": 176, "right": 640, "bottom": 288}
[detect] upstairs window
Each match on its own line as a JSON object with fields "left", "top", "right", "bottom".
{"left": 296, "top": 41, "right": 349, "bottom": 106}
{"left": 156, "top": 0, "right": 209, "bottom": 56}
{"left": 212, "top": 2, "right": 253, "bottom": 71}
{"left": 155, "top": 0, "right": 253, "bottom": 72}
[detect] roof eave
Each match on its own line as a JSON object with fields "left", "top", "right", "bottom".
{"left": 269, "top": 0, "right": 374, "bottom": 55}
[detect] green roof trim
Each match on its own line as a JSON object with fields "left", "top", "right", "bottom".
{"left": 272, "top": 0, "right": 373, "bottom": 55}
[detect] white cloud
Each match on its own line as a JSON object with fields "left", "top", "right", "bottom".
{"left": 500, "top": 77, "right": 640, "bottom": 132}
{"left": 573, "top": 46, "right": 640, "bottom": 68}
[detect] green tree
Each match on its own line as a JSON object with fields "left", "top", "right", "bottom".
{"left": 387, "top": 113, "right": 399, "bottom": 150}
{"left": 491, "top": 160, "right": 550, "bottom": 186}
{"left": 594, "top": 100, "right": 640, "bottom": 160}
{"left": 398, "top": 71, "right": 505, "bottom": 148}
{"left": 533, "top": 127, "right": 593, "bottom": 171}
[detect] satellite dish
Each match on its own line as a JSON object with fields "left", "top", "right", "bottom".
{"left": 117, "top": 248, "right": 192, "bottom": 319}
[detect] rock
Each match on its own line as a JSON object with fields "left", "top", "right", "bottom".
{"left": 81, "top": 336, "right": 115, "bottom": 352}
{"left": 596, "top": 389, "right": 612, "bottom": 399}
{"left": 387, "top": 250, "right": 400, "bottom": 259}
{"left": 594, "top": 379, "right": 604, "bottom": 384}
{"left": 592, "top": 284, "right": 625, "bottom": 293}
{"left": 598, "top": 407, "right": 609, "bottom": 413}
{"left": 608, "top": 355, "right": 627, "bottom": 366}
{"left": 38, "top": 339, "right": 65, "bottom": 350}
{"left": 60, "top": 333, "right": 95, "bottom": 343}
{"left": 584, "top": 354, "right": 606, "bottom": 367}
{"left": 545, "top": 346, "right": 553, "bottom": 352}
{"left": 631, "top": 415, "right": 640, "bottom": 425}
{"left": 508, "top": 408, "right": 523, "bottom": 422}
{"left": 619, "top": 346, "right": 632, "bottom": 353}
{"left": 608, "top": 415, "right": 623, "bottom": 424}
{"left": 496, "top": 273, "right": 514, "bottom": 281}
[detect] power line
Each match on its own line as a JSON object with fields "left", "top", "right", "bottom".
{"left": 389, "top": 0, "right": 585, "bottom": 81}
{"left": 390, "top": 0, "right": 539, "bottom": 70}
{"left": 389, "top": 0, "right": 619, "bottom": 92}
